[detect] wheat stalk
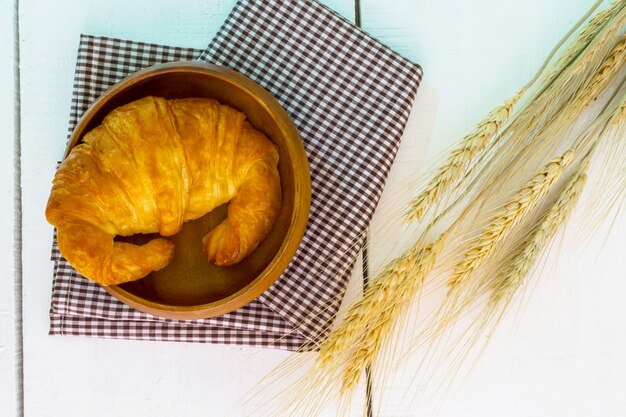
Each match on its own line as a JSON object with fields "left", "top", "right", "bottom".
{"left": 541, "top": 0, "right": 624, "bottom": 87}
{"left": 315, "top": 245, "right": 422, "bottom": 368}
{"left": 569, "top": 35, "right": 626, "bottom": 116}
{"left": 316, "top": 238, "right": 441, "bottom": 370}
{"left": 490, "top": 161, "right": 589, "bottom": 307}
{"left": 421, "top": 163, "right": 588, "bottom": 392}
{"left": 512, "top": 6, "right": 625, "bottom": 137}
{"left": 405, "top": 92, "right": 524, "bottom": 222}
{"left": 408, "top": 4, "right": 625, "bottom": 228}
{"left": 245, "top": 4, "right": 626, "bottom": 415}
{"left": 491, "top": 34, "right": 626, "bottom": 190}
{"left": 536, "top": 33, "right": 625, "bottom": 145}
{"left": 339, "top": 238, "right": 443, "bottom": 393}
{"left": 448, "top": 150, "right": 575, "bottom": 288}
{"left": 315, "top": 244, "right": 424, "bottom": 369}
{"left": 438, "top": 88, "right": 625, "bottom": 349}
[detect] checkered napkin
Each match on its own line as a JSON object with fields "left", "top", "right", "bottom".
{"left": 50, "top": 0, "right": 423, "bottom": 350}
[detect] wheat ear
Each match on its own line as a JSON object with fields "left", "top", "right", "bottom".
{"left": 316, "top": 238, "right": 440, "bottom": 370}
{"left": 490, "top": 161, "right": 590, "bottom": 307}
{"left": 541, "top": 0, "right": 625, "bottom": 87}
{"left": 571, "top": 35, "right": 626, "bottom": 114}
{"left": 339, "top": 238, "right": 443, "bottom": 393}
{"left": 313, "top": 250, "right": 422, "bottom": 369}
{"left": 405, "top": 2, "right": 624, "bottom": 225}
{"left": 405, "top": 91, "right": 524, "bottom": 222}
{"left": 448, "top": 150, "right": 575, "bottom": 288}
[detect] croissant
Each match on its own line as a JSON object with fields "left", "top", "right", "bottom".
{"left": 46, "top": 96, "right": 281, "bottom": 286}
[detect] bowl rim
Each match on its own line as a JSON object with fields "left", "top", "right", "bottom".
{"left": 65, "top": 61, "right": 311, "bottom": 320}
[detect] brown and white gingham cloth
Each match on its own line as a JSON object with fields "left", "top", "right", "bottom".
{"left": 50, "top": 0, "right": 423, "bottom": 351}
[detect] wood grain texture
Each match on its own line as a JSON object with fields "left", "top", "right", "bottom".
{"left": 16, "top": 0, "right": 626, "bottom": 416}
{"left": 0, "top": 0, "right": 18, "bottom": 416}
{"left": 18, "top": 1, "right": 357, "bottom": 417}
{"left": 361, "top": 0, "right": 597, "bottom": 157}
{"left": 364, "top": 1, "right": 626, "bottom": 416}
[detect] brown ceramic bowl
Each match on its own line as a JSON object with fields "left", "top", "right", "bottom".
{"left": 65, "top": 62, "right": 310, "bottom": 320}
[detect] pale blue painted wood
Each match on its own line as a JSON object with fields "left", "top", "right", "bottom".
{"left": 15, "top": 0, "right": 626, "bottom": 416}
{"left": 18, "top": 1, "right": 356, "bottom": 417}
{"left": 362, "top": 1, "right": 626, "bottom": 416}
{"left": 361, "top": 0, "right": 596, "bottom": 157}
{"left": 0, "top": 0, "right": 18, "bottom": 415}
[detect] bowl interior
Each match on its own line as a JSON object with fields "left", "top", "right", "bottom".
{"left": 68, "top": 63, "right": 309, "bottom": 318}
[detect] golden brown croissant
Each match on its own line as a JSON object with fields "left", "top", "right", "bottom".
{"left": 46, "top": 96, "right": 281, "bottom": 286}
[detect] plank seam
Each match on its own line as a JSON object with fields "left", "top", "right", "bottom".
{"left": 13, "top": 0, "right": 24, "bottom": 415}
{"left": 354, "top": 2, "right": 373, "bottom": 416}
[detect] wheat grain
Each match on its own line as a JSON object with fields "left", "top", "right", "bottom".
{"left": 315, "top": 246, "right": 420, "bottom": 369}
{"left": 490, "top": 162, "right": 589, "bottom": 306}
{"left": 511, "top": 6, "right": 625, "bottom": 140}
{"left": 246, "top": 4, "right": 626, "bottom": 415}
{"left": 534, "top": 34, "right": 626, "bottom": 144}
{"left": 448, "top": 151, "right": 575, "bottom": 288}
{"left": 541, "top": 0, "right": 625, "bottom": 87}
{"left": 405, "top": 92, "right": 524, "bottom": 222}
{"left": 314, "top": 252, "right": 419, "bottom": 368}
{"left": 406, "top": 6, "right": 625, "bottom": 228}
{"left": 406, "top": 3, "right": 625, "bottom": 226}
{"left": 316, "top": 239, "right": 440, "bottom": 371}
{"left": 339, "top": 239, "right": 443, "bottom": 393}
{"left": 573, "top": 35, "right": 626, "bottom": 112}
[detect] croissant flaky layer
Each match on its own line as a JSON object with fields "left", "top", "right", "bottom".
{"left": 46, "top": 96, "right": 281, "bottom": 286}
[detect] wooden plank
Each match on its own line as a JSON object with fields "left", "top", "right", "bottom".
{"left": 361, "top": 0, "right": 596, "bottom": 156}
{"left": 0, "top": 0, "right": 18, "bottom": 416}
{"left": 362, "top": 0, "right": 626, "bottom": 416}
{"left": 19, "top": 1, "right": 356, "bottom": 416}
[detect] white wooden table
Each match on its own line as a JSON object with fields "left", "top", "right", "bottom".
{"left": 2, "top": 0, "right": 625, "bottom": 416}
